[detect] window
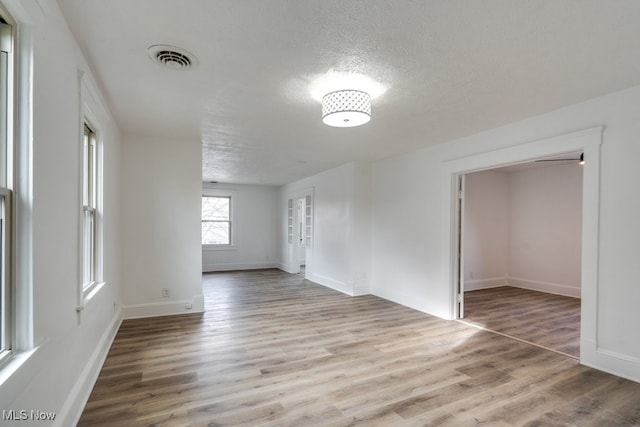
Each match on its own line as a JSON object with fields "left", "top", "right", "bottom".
{"left": 82, "top": 123, "right": 97, "bottom": 289}
{"left": 202, "top": 196, "right": 231, "bottom": 245}
{"left": 77, "top": 75, "right": 106, "bottom": 310}
{"left": 0, "top": 16, "right": 12, "bottom": 362}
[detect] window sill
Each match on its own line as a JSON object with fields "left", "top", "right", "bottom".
{"left": 202, "top": 245, "right": 238, "bottom": 252}
{"left": 77, "top": 281, "right": 106, "bottom": 312}
{"left": 0, "top": 346, "right": 39, "bottom": 389}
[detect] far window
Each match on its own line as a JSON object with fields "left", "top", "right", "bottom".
{"left": 82, "top": 123, "right": 97, "bottom": 288}
{"left": 201, "top": 196, "right": 231, "bottom": 245}
{"left": 78, "top": 74, "right": 106, "bottom": 309}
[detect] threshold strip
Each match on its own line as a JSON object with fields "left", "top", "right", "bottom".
{"left": 456, "top": 319, "right": 579, "bottom": 360}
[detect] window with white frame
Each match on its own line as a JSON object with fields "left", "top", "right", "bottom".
{"left": 201, "top": 195, "right": 232, "bottom": 245}
{"left": 0, "top": 14, "right": 13, "bottom": 363}
{"left": 77, "top": 75, "right": 106, "bottom": 310}
{"left": 82, "top": 122, "right": 97, "bottom": 289}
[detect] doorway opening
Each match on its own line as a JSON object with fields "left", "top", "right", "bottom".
{"left": 286, "top": 191, "right": 313, "bottom": 278}
{"left": 456, "top": 154, "right": 583, "bottom": 358}
{"left": 449, "top": 127, "right": 602, "bottom": 364}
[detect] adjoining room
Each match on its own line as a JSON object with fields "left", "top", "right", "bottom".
{"left": 460, "top": 153, "right": 583, "bottom": 357}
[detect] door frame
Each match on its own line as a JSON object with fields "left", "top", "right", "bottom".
{"left": 455, "top": 174, "right": 466, "bottom": 318}
{"left": 448, "top": 127, "right": 602, "bottom": 362}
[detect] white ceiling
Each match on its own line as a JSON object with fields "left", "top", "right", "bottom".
{"left": 57, "top": 0, "right": 640, "bottom": 185}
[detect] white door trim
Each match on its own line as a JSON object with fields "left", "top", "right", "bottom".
{"left": 446, "top": 126, "right": 602, "bottom": 365}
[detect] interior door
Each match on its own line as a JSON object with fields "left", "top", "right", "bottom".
{"left": 286, "top": 198, "right": 300, "bottom": 274}
{"left": 287, "top": 192, "right": 313, "bottom": 277}
{"left": 298, "top": 198, "right": 305, "bottom": 267}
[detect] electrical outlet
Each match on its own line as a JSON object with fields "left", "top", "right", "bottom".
{"left": 162, "top": 288, "right": 169, "bottom": 297}
{"left": 185, "top": 303, "right": 192, "bottom": 310}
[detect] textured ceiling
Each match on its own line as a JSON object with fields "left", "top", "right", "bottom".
{"left": 58, "top": 0, "right": 640, "bottom": 185}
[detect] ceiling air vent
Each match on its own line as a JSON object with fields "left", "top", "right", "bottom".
{"left": 148, "top": 44, "right": 199, "bottom": 70}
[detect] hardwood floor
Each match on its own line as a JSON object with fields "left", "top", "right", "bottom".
{"left": 462, "top": 286, "right": 581, "bottom": 358}
{"left": 78, "top": 270, "right": 640, "bottom": 426}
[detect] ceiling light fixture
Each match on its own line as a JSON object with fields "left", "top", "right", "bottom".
{"left": 321, "top": 90, "right": 371, "bottom": 127}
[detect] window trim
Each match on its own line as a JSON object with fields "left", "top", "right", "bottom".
{"left": 0, "top": 0, "right": 37, "bottom": 375}
{"left": 201, "top": 188, "right": 236, "bottom": 249}
{"left": 0, "top": 11, "right": 13, "bottom": 366}
{"left": 0, "top": 188, "right": 11, "bottom": 365}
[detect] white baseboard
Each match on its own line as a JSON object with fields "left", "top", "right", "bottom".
{"left": 371, "top": 287, "right": 451, "bottom": 321}
{"left": 508, "top": 276, "right": 581, "bottom": 298}
{"left": 202, "top": 262, "right": 279, "bottom": 272}
{"left": 581, "top": 338, "right": 640, "bottom": 384}
{"left": 122, "top": 294, "right": 205, "bottom": 319}
{"left": 57, "top": 309, "right": 122, "bottom": 427}
{"left": 352, "top": 284, "right": 370, "bottom": 296}
{"left": 306, "top": 272, "right": 353, "bottom": 296}
{"left": 464, "top": 277, "right": 509, "bottom": 291}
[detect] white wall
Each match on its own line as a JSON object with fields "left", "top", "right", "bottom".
{"left": 278, "top": 162, "right": 371, "bottom": 296}
{"left": 371, "top": 85, "right": 640, "bottom": 382}
{"left": 507, "top": 164, "right": 583, "bottom": 296}
{"left": 120, "top": 134, "right": 204, "bottom": 318}
{"left": 463, "top": 170, "right": 509, "bottom": 289}
{"left": 350, "top": 162, "right": 372, "bottom": 295}
{"left": 202, "top": 183, "right": 279, "bottom": 272}
{"left": 0, "top": 1, "right": 122, "bottom": 425}
{"left": 372, "top": 151, "right": 450, "bottom": 317}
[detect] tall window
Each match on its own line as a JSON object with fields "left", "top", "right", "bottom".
{"left": 82, "top": 123, "right": 97, "bottom": 288}
{"left": 0, "top": 16, "right": 12, "bottom": 362}
{"left": 202, "top": 196, "right": 231, "bottom": 245}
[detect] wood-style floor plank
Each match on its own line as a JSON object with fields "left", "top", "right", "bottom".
{"left": 78, "top": 270, "right": 639, "bottom": 426}
{"left": 463, "top": 286, "right": 581, "bottom": 357}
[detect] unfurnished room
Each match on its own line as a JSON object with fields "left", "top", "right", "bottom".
{"left": 0, "top": 1, "right": 639, "bottom": 426}
{"left": 461, "top": 157, "right": 583, "bottom": 358}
